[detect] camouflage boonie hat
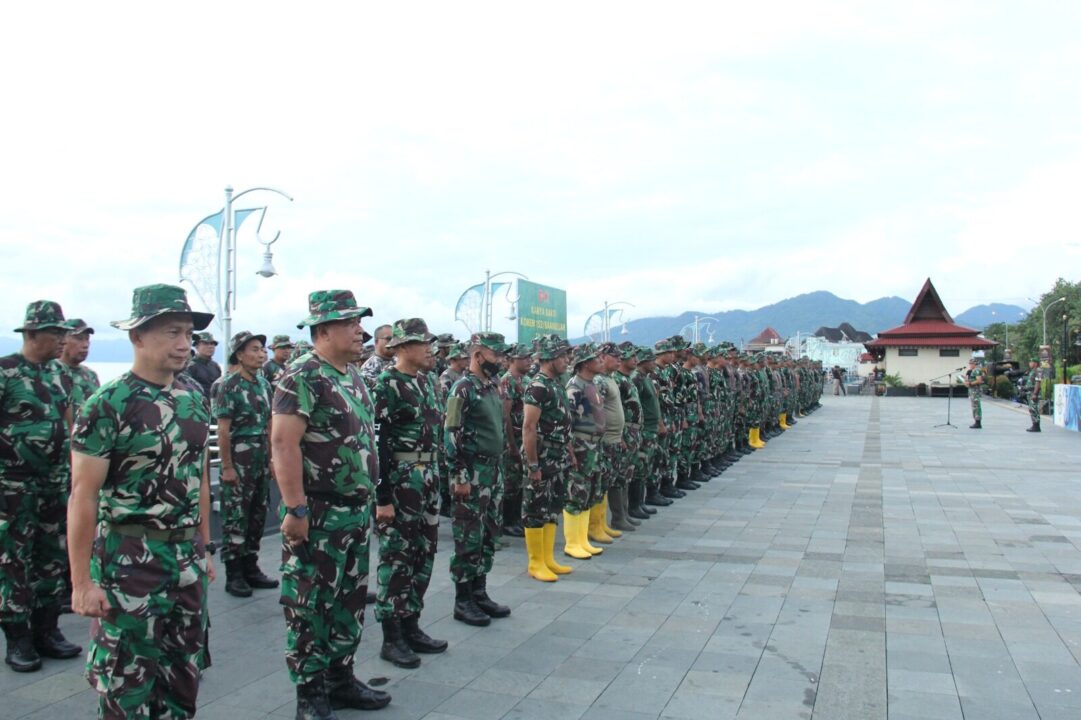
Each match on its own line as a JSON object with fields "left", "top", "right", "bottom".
{"left": 228, "top": 330, "right": 267, "bottom": 364}
{"left": 636, "top": 346, "right": 656, "bottom": 362}
{"left": 436, "top": 333, "right": 457, "bottom": 348}
{"left": 271, "top": 334, "right": 294, "bottom": 349}
{"left": 508, "top": 342, "right": 533, "bottom": 359}
{"left": 112, "top": 284, "right": 213, "bottom": 332}
{"left": 617, "top": 341, "right": 638, "bottom": 360}
{"left": 14, "top": 300, "right": 67, "bottom": 333}
{"left": 289, "top": 340, "right": 313, "bottom": 362}
{"left": 469, "top": 332, "right": 511, "bottom": 353}
{"left": 597, "top": 341, "right": 619, "bottom": 357}
{"left": 691, "top": 342, "right": 708, "bottom": 358}
{"left": 572, "top": 343, "right": 598, "bottom": 368}
{"left": 386, "top": 318, "right": 437, "bottom": 348}
{"left": 63, "top": 318, "right": 94, "bottom": 335}
{"left": 296, "top": 289, "right": 373, "bottom": 329}
{"left": 194, "top": 331, "right": 218, "bottom": 346}
{"left": 654, "top": 338, "right": 675, "bottom": 353}
{"left": 446, "top": 342, "right": 468, "bottom": 360}
{"left": 534, "top": 334, "right": 571, "bottom": 360}
{"left": 669, "top": 335, "right": 689, "bottom": 350}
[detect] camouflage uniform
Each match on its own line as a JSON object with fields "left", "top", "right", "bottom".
{"left": 360, "top": 353, "right": 394, "bottom": 391}
{"left": 262, "top": 335, "right": 293, "bottom": 389}
{"left": 522, "top": 364, "right": 572, "bottom": 528}
{"left": 564, "top": 358, "right": 604, "bottom": 515}
{"left": 212, "top": 369, "right": 273, "bottom": 565}
{"left": 1023, "top": 364, "right": 1042, "bottom": 427}
{"left": 63, "top": 363, "right": 101, "bottom": 413}
{"left": 372, "top": 365, "right": 441, "bottom": 622}
{"left": 652, "top": 343, "right": 680, "bottom": 493}
{"left": 188, "top": 332, "right": 221, "bottom": 397}
{"left": 633, "top": 350, "right": 661, "bottom": 499}
{"left": 964, "top": 364, "right": 984, "bottom": 424}
{"left": 612, "top": 365, "right": 642, "bottom": 491}
{"left": 594, "top": 367, "right": 624, "bottom": 501}
{"left": 499, "top": 344, "right": 531, "bottom": 535}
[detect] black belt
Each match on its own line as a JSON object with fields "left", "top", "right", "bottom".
{"left": 470, "top": 453, "right": 500, "bottom": 467}
{"left": 306, "top": 490, "right": 370, "bottom": 507}
{"left": 107, "top": 523, "right": 198, "bottom": 543}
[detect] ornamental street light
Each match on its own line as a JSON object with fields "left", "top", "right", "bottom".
{"left": 678, "top": 315, "right": 721, "bottom": 344}
{"left": 1043, "top": 296, "right": 1067, "bottom": 346}
{"left": 584, "top": 300, "right": 635, "bottom": 342}
{"left": 453, "top": 270, "right": 528, "bottom": 336}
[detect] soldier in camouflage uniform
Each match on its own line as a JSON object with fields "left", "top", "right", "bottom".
{"left": 962, "top": 358, "right": 985, "bottom": 429}
{"left": 213, "top": 331, "right": 278, "bottom": 598}
{"left": 521, "top": 335, "right": 574, "bottom": 582}
{"left": 432, "top": 333, "right": 457, "bottom": 379}
{"left": 652, "top": 339, "right": 684, "bottom": 500}
{"left": 614, "top": 341, "right": 648, "bottom": 523}
{"left": 288, "top": 340, "right": 313, "bottom": 365}
{"left": 499, "top": 344, "right": 532, "bottom": 539}
{"left": 371, "top": 318, "right": 447, "bottom": 669}
{"left": 271, "top": 290, "right": 390, "bottom": 718}
{"left": 67, "top": 285, "right": 214, "bottom": 717}
{"left": 263, "top": 334, "right": 295, "bottom": 388}
{"left": 592, "top": 342, "right": 628, "bottom": 539}
{"left": 445, "top": 333, "right": 513, "bottom": 626}
{"left": 359, "top": 325, "right": 395, "bottom": 390}
{"left": 674, "top": 339, "right": 702, "bottom": 490}
{"left": 1021, "top": 359, "right": 1042, "bottom": 432}
{"left": 60, "top": 318, "right": 101, "bottom": 412}
{"left": 2, "top": 301, "right": 81, "bottom": 673}
{"left": 436, "top": 344, "right": 468, "bottom": 518}
{"left": 562, "top": 344, "right": 605, "bottom": 558}
{"left": 634, "top": 347, "right": 670, "bottom": 509}
{"left": 188, "top": 331, "right": 221, "bottom": 397}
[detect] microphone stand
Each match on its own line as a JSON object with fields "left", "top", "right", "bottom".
{"left": 929, "top": 367, "right": 966, "bottom": 429}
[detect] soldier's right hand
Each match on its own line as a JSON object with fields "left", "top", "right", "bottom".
{"left": 282, "top": 514, "right": 310, "bottom": 545}
{"left": 72, "top": 582, "right": 111, "bottom": 618}
{"left": 376, "top": 504, "right": 396, "bottom": 522}
{"left": 221, "top": 466, "right": 238, "bottom": 484}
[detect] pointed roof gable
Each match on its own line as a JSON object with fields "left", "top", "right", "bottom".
{"left": 904, "top": 278, "right": 954, "bottom": 325}
{"left": 749, "top": 327, "right": 783, "bottom": 345}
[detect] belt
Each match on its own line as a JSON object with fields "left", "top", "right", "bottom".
{"left": 470, "top": 453, "right": 500, "bottom": 467}
{"left": 573, "top": 431, "right": 601, "bottom": 442}
{"left": 306, "top": 490, "right": 370, "bottom": 507}
{"left": 393, "top": 450, "right": 436, "bottom": 464}
{"left": 625, "top": 423, "right": 641, "bottom": 430}
{"left": 107, "top": 523, "right": 198, "bottom": 543}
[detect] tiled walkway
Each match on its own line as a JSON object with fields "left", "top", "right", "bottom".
{"left": 5, "top": 394, "right": 1081, "bottom": 719}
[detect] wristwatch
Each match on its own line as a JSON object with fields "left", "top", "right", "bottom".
{"left": 527, "top": 463, "right": 541, "bottom": 472}
{"left": 285, "top": 504, "right": 309, "bottom": 519}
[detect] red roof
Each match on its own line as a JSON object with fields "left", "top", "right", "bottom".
{"left": 749, "top": 327, "right": 783, "bottom": 345}
{"left": 865, "top": 278, "right": 997, "bottom": 350}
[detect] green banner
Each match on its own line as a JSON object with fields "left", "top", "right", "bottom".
{"left": 517, "top": 280, "right": 567, "bottom": 344}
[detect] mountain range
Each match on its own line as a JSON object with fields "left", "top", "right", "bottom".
{"left": 0, "top": 292, "right": 1028, "bottom": 361}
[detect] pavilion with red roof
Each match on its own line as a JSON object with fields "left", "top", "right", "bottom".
{"left": 865, "top": 278, "right": 996, "bottom": 386}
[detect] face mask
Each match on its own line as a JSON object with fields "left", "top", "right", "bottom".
{"left": 481, "top": 359, "right": 502, "bottom": 377}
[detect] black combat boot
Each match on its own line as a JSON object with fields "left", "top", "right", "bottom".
{"left": 453, "top": 581, "right": 491, "bottom": 626}
{"left": 472, "top": 576, "right": 510, "bottom": 618}
{"left": 675, "top": 472, "right": 699, "bottom": 491}
{"left": 645, "top": 483, "right": 672, "bottom": 506}
{"left": 3, "top": 622, "right": 41, "bottom": 672}
{"left": 502, "top": 492, "right": 525, "bottom": 538}
{"left": 1027, "top": 423, "right": 1041, "bottom": 432}
{"left": 379, "top": 618, "right": 421, "bottom": 668}
{"left": 243, "top": 555, "right": 279, "bottom": 589}
{"left": 296, "top": 676, "right": 338, "bottom": 720}
{"left": 627, "top": 481, "right": 651, "bottom": 519}
{"left": 224, "top": 560, "right": 253, "bottom": 597}
{"left": 401, "top": 614, "right": 447, "bottom": 654}
{"left": 608, "top": 487, "right": 637, "bottom": 531}
{"left": 970, "top": 420, "right": 982, "bottom": 430}
{"left": 30, "top": 605, "right": 81, "bottom": 659}
{"left": 325, "top": 665, "right": 392, "bottom": 711}
{"left": 691, "top": 464, "right": 709, "bottom": 483}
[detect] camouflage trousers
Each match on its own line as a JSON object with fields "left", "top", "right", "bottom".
{"left": 608, "top": 433, "right": 634, "bottom": 490}
{"left": 652, "top": 429, "right": 674, "bottom": 488}
{"left": 565, "top": 437, "right": 600, "bottom": 515}
{"left": 522, "top": 445, "right": 567, "bottom": 529}
{"left": 0, "top": 485, "right": 68, "bottom": 624}
{"left": 503, "top": 449, "right": 525, "bottom": 496}
{"left": 280, "top": 497, "right": 370, "bottom": 685}
{"left": 970, "top": 390, "right": 982, "bottom": 422}
{"left": 678, "top": 421, "right": 699, "bottom": 476}
{"left": 635, "top": 429, "right": 658, "bottom": 491}
{"left": 374, "top": 462, "right": 439, "bottom": 622}
{"left": 599, "top": 440, "right": 623, "bottom": 493}
{"left": 87, "top": 526, "right": 208, "bottom": 719}
{"left": 1028, "top": 394, "right": 1040, "bottom": 424}
{"left": 219, "top": 439, "right": 270, "bottom": 564}
{"left": 449, "top": 460, "right": 500, "bottom": 584}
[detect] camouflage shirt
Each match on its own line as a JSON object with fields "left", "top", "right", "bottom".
{"left": 273, "top": 353, "right": 377, "bottom": 498}
{"left": 445, "top": 371, "right": 504, "bottom": 472}
{"left": 677, "top": 366, "right": 701, "bottom": 420}
{"left": 262, "top": 359, "right": 287, "bottom": 388}
{"left": 499, "top": 371, "right": 527, "bottom": 438}
{"left": 566, "top": 375, "right": 604, "bottom": 438}
{"left": 62, "top": 362, "right": 101, "bottom": 413}
{"left": 359, "top": 353, "right": 394, "bottom": 390}
{"left": 0, "top": 354, "right": 72, "bottom": 486}
{"left": 72, "top": 372, "right": 210, "bottom": 529}
{"left": 523, "top": 372, "right": 572, "bottom": 451}
{"left": 654, "top": 363, "right": 680, "bottom": 425}
{"left": 373, "top": 367, "right": 442, "bottom": 504}
{"left": 613, "top": 369, "right": 643, "bottom": 426}
{"left": 212, "top": 371, "right": 272, "bottom": 440}
{"left": 438, "top": 368, "right": 462, "bottom": 404}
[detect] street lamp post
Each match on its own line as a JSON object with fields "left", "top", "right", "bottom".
{"left": 680, "top": 315, "right": 720, "bottom": 344}
{"left": 482, "top": 270, "right": 528, "bottom": 332}
{"left": 585, "top": 300, "right": 635, "bottom": 342}
{"left": 1042, "top": 296, "right": 1067, "bottom": 346}
{"left": 1064, "top": 313, "right": 1070, "bottom": 386}
{"left": 221, "top": 185, "right": 293, "bottom": 344}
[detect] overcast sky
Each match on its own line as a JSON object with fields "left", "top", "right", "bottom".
{"left": 3, "top": 2, "right": 1080, "bottom": 346}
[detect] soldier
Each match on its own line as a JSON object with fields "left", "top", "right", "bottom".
{"left": 563, "top": 344, "right": 606, "bottom": 558}
{"left": 360, "top": 324, "right": 395, "bottom": 390}
{"left": 499, "top": 344, "right": 532, "bottom": 539}
{"left": 288, "top": 340, "right": 313, "bottom": 365}
{"left": 652, "top": 339, "right": 685, "bottom": 499}
{"left": 433, "top": 333, "right": 457, "bottom": 378}
{"left": 1022, "top": 358, "right": 1042, "bottom": 432}
{"left": 272, "top": 290, "right": 390, "bottom": 717}
{"left": 614, "top": 342, "right": 647, "bottom": 523}
{"left": 436, "top": 344, "right": 468, "bottom": 518}
{"left": 634, "top": 347, "right": 669, "bottom": 509}
{"left": 213, "top": 331, "right": 278, "bottom": 598}
{"left": 521, "top": 335, "right": 574, "bottom": 582}
{"left": 595, "top": 342, "right": 633, "bottom": 535}
{"left": 1, "top": 301, "right": 80, "bottom": 673}
{"left": 67, "top": 285, "right": 214, "bottom": 716}
{"left": 264, "top": 335, "right": 295, "bottom": 388}
{"left": 188, "top": 331, "right": 221, "bottom": 396}
{"left": 445, "top": 333, "right": 513, "bottom": 626}
{"left": 962, "top": 358, "right": 985, "bottom": 429}
{"left": 60, "top": 318, "right": 101, "bottom": 412}
{"left": 371, "top": 319, "right": 447, "bottom": 669}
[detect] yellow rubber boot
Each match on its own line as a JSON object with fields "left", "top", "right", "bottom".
{"left": 542, "top": 523, "right": 573, "bottom": 575}
{"left": 750, "top": 428, "right": 766, "bottom": 448}
{"left": 587, "top": 504, "right": 614, "bottom": 544}
{"left": 780, "top": 413, "right": 790, "bottom": 430}
{"left": 748, "top": 428, "right": 760, "bottom": 449}
{"left": 600, "top": 495, "right": 622, "bottom": 538}
{"left": 526, "top": 527, "right": 558, "bottom": 582}
{"left": 579, "top": 511, "right": 604, "bottom": 555}
{"left": 562, "top": 510, "right": 593, "bottom": 559}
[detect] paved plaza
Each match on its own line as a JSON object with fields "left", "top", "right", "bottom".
{"left": 5, "top": 393, "right": 1081, "bottom": 719}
